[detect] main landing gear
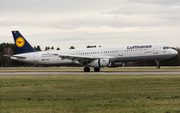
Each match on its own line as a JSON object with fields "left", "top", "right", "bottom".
{"left": 84, "top": 67, "right": 100, "bottom": 72}
{"left": 155, "top": 60, "right": 160, "bottom": 69}
{"left": 94, "top": 68, "right": 100, "bottom": 72}
{"left": 84, "top": 67, "right": 90, "bottom": 72}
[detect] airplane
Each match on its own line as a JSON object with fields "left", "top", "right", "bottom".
{"left": 9, "top": 31, "right": 178, "bottom": 72}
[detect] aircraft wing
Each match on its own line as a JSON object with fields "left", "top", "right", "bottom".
{"left": 59, "top": 54, "right": 97, "bottom": 62}
{"left": 58, "top": 54, "right": 112, "bottom": 64}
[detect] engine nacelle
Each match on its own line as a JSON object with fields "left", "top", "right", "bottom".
{"left": 111, "top": 62, "right": 126, "bottom": 67}
{"left": 90, "top": 59, "right": 111, "bottom": 68}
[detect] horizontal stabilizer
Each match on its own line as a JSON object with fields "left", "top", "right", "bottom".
{"left": 3, "top": 55, "right": 11, "bottom": 57}
{"left": 10, "top": 55, "right": 27, "bottom": 60}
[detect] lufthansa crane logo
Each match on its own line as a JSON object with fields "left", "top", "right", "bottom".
{"left": 16, "top": 37, "right": 25, "bottom": 48}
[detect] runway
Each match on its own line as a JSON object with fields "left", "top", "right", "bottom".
{"left": 0, "top": 71, "right": 180, "bottom": 75}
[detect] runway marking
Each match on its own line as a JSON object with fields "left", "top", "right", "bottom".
{"left": 0, "top": 71, "right": 180, "bottom": 75}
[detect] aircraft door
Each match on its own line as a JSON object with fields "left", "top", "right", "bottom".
{"left": 153, "top": 44, "right": 158, "bottom": 54}
{"left": 33, "top": 53, "right": 38, "bottom": 63}
{"left": 118, "top": 48, "right": 123, "bottom": 56}
{"left": 76, "top": 51, "right": 81, "bottom": 55}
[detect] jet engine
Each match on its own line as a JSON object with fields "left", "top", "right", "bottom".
{"left": 90, "top": 59, "right": 111, "bottom": 68}
{"left": 111, "top": 62, "right": 126, "bottom": 67}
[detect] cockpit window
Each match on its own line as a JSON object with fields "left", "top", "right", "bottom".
{"left": 163, "top": 46, "right": 172, "bottom": 49}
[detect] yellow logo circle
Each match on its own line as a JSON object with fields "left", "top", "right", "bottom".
{"left": 16, "top": 37, "right": 25, "bottom": 48}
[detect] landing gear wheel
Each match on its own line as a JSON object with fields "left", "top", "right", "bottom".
{"left": 155, "top": 60, "right": 160, "bottom": 69}
{"left": 84, "top": 67, "right": 90, "bottom": 72}
{"left": 156, "top": 65, "right": 160, "bottom": 69}
{"left": 94, "top": 68, "right": 100, "bottom": 72}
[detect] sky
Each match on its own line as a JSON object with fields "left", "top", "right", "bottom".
{"left": 1, "top": 0, "right": 180, "bottom": 50}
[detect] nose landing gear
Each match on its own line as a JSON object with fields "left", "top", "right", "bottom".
{"left": 155, "top": 60, "right": 160, "bottom": 69}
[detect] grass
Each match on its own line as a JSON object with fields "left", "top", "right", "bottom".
{"left": 0, "top": 66, "right": 180, "bottom": 72}
{"left": 1, "top": 74, "right": 180, "bottom": 113}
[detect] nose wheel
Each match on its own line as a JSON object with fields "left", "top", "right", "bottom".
{"left": 155, "top": 60, "right": 160, "bottom": 69}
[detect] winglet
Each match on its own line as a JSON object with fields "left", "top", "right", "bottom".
{"left": 12, "top": 31, "right": 37, "bottom": 54}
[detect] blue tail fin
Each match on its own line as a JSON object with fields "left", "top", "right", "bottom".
{"left": 12, "top": 31, "right": 37, "bottom": 54}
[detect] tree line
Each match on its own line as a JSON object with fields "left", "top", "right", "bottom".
{"left": 0, "top": 43, "right": 179, "bottom": 67}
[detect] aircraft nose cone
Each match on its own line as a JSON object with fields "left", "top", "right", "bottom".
{"left": 173, "top": 50, "right": 178, "bottom": 56}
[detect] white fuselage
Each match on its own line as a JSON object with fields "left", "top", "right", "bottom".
{"left": 11, "top": 43, "right": 178, "bottom": 67}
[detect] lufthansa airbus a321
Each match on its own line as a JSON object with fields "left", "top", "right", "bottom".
{"left": 9, "top": 31, "right": 178, "bottom": 72}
